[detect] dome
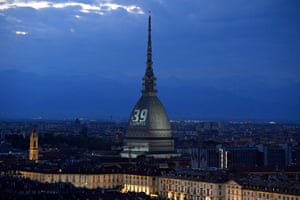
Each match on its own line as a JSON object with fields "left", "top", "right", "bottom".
{"left": 126, "top": 94, "right": 171, "bottom": 138}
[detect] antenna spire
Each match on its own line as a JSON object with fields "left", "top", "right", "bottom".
{"left": 142, "top": 12, "right": 157, "bottom": 95}
{"left": 147, "top": 11, "right": 152, "bottom": 63}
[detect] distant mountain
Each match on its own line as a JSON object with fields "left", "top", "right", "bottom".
{"left": 0, "top": 70, "right": 299, "bottom": 121}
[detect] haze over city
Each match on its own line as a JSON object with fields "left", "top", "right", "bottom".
{"left": 0, "top": 0, "right": 299, "bottom": 121}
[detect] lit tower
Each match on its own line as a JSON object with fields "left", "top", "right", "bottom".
{"left": 121, "top": 14, "right": 177, "bottom": 159}
{"left": 29, "top": 128, "right": 39, "bottom": 163}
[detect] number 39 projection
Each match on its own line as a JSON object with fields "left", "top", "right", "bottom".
{"left": 130, "top": 109, "right": 148, "bottom": 126}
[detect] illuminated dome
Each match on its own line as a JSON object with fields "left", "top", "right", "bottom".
{"left": 126, "top": 95, "right": 171, "bottom": 138}
{"left": 121, "top": 14, "right": 177, "bottom": 159}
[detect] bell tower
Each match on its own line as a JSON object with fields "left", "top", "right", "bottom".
{"left": 29, "top": 128, "right": 39, "bottom": 163}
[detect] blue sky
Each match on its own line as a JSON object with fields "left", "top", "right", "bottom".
{"left": 0, "top": 0, "right": 299, "bottom": 121}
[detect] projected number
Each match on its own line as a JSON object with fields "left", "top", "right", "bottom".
{"left": 131, "top": 109, "right": 148, "bottom": 123}
{"left": 140, "top": 109, "right": 148, "bottom": 122}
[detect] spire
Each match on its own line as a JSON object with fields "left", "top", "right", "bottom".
{"left": 142, "top": 12, "right": 157, "bottom": 95}
{"left": 147, "top": 11, "right": 152, "bottom": 64}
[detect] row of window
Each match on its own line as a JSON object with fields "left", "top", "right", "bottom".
{"left": 20, "top": 172, "right": 300, "bottom": 200}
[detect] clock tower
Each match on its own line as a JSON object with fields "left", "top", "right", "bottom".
{"left": 121, "top": 14, "right": 177, "bottom": 159}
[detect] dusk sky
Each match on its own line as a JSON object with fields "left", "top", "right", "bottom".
{"left": 0, "top": 0, "right": 299, "bottom": 121}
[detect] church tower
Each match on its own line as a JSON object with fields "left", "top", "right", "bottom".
{"left": 121, "top": 14, "right": 178, "bottom": 159}
{"left": 29, "top": 128, "right": 39, "bottom": 163}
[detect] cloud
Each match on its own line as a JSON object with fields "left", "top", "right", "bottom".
{"left": 0, "top": 0, "right": 144, "bottom": 15}
{"left": 0, "top": 1, "right": 50, "bottom": 10}
{"left": 15, "top": 30, "right": 28, "bottom": 35}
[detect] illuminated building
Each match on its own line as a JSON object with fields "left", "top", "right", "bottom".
{"left": 121, "top": 14, "right": 177, "bottom": 159}
{"left": 29, "top": 128, "right": 39, "bottom": 163}
{"left": 18, "top": 170, "right": 300, "bottom": 200}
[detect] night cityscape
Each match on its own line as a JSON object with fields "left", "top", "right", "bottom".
{"left": 1, "top": 0, "right": 300, "bottom": 200}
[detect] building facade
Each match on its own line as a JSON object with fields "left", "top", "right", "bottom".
{"left": 18, "top": 170, "right": 300, "bottom": 200}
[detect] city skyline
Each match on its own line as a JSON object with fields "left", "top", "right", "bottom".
{"left": 0, "top": 0, "right": 299, "bottom": 121}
